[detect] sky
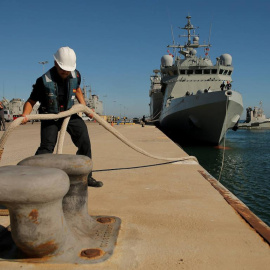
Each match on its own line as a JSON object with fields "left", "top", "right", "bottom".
{"left": 0, "top": 0, "right": 269, "bottom": 119}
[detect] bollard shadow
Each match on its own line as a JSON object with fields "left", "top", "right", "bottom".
{"left": 0, "top": 225, "right": 24, "bottom": 260}
{"left": 92, "top": 160, "right": 181, "bottom": 172}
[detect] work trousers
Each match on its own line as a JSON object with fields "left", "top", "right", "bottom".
{"left": 36, "top": 114, "right": 92, "bottom": 159}
{"left": 0, "top": 116, "right": 5, "bottom": 131}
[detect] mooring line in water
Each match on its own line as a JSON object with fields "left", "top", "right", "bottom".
{"left": 218, "top": 95, "right": 229, "bottom": 181}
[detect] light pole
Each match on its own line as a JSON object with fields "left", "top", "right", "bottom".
{"left": 84, "top": 85, "right": 90, "bottom": 100}
{"left": 119, "top": 104, "right": 122, "bottom": 118}
{"left": 113, "top": 101, "right": 117, "bottom": 117}
{"left": 125, "top": 106, "right": 128, "bottom": 119}
{"left": 103, "top": 95, "right": 107, "bottom": 116}
{"left": 38, "top": 61, "right": 48, "bottom": 73}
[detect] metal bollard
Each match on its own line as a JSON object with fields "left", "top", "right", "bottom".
{"left": 17, "top": 154, "right": 121, "bottom": 263}
{"left": 18, "top": 154, "right": 99, "bottom": 236}
{"left": 0, "top": 165, "right": 79, "bottom": 261}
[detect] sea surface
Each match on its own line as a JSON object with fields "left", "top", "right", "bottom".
{"left": 181, "top": 129, "right": 270, "bottom": 227}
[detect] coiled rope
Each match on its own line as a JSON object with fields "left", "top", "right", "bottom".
{"left": 0, "top": 104, "right": 198, "bottom": 163}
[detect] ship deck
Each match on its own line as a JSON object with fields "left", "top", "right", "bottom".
{"left": 0, "top": 122, "right": 269, "bottom": 269}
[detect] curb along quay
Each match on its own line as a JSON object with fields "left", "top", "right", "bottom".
{"left": 0, "top": 122, "right": 269, "bottom": 269}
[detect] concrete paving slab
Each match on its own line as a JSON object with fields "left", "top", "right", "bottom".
{"left": 0, "top": 122, "right": 269, "bottom": 269}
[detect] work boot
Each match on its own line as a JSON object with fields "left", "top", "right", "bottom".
{"left": 87, "top": 176, "right": 103, "bottom": 187}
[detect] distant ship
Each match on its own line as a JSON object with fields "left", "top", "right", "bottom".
{"left": 79, "top": 85, "right": 103, "bottom": 118}
{"left": 0, "top": 98, "right": 39, "bottom": 120}
{"left": 1, "top": 85, "right": 103, "bottom": 121}
{"left": 149, "top": 15, "right": 243, "bottom": 145}
{"left": 149, "top": 69, "right": 163, "bottom": 122}
{"left": 238, "top": 102, "right": 270, "bottom": 129}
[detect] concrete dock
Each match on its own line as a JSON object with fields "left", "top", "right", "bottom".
{"left": 0, "top": 122, "right": 269, "bottom": 269}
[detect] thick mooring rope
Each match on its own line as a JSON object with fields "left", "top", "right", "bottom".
{"left": 0, "top": 104, "right": 198, "bottom": 163}
{"left": 56, "top": 116, "right": 71, "bottom": 154}
{"left": 218, "top": 95, "right": 229, "bottom": 182}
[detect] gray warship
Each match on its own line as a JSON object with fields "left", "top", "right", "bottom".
{"left": 238, "top": 102, "right": 270, "bottom": 129}
{"left": 149, "top": 15, "right": 243, "bottom": 145}
{"left": 81, "top": 85, "right": 103, "bottom": 115}
{"left": 149, "top": 69, "right": 163, "bottom": 121}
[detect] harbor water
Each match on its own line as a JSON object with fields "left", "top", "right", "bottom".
{"left": 181, "top": 129, "right": 270, "bottom": 227}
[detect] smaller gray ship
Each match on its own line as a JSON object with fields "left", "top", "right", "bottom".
{"left": 149, "top": 69, "right": 163, "bottom": 122}
{"left": 79, "top": 85, "right": 103, "bottom": 119}
{"left": 238, "top": 102, "right": 270, "bottom": 129}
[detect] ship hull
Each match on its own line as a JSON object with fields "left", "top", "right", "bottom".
{"left": 159, "top": 90, "right": 243, "bottom": 145}
{"left": 238, "top": 121, "right": 270, "bottom": 129}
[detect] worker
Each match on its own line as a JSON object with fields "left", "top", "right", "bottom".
{"left": 220, "top": 81, "right": 225, "bottom": 91}
{"left": 226, "top": 81, "right": 232, "bottom": 90}
{"left": 21, "top": 46, "right": 103, "bottom": 187}
{"left": 141, "top": 115, "right": 146, "bottom": 127}
{"left": 0, "top": 101, "right": 6, "bottom": 131}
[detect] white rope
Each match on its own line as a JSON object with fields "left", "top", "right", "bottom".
{"left": 56, "top": 116, "right": 70, "bottom": 154}
{"left": 0, "top": 104, "right": 198, "bottom": 163}
{"left": 147, "top": 110, "right": 161, "bottom": 123}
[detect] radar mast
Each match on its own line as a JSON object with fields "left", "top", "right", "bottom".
{"left": 167, "top": 15, "right": 211, "bottom": 58}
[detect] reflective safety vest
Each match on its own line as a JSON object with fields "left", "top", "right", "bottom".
{"left": 41, "top": 68, "right": 78, "bottom": 113}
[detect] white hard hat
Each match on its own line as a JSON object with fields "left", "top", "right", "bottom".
{"left": 53, "top": 47, "right": 76, "bottom": 71}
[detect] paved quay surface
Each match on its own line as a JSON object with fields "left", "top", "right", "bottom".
{"left": 0, "top": 122, "right": 269, "bottom": 269}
